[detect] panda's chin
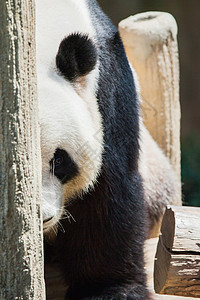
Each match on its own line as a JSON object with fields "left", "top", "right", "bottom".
{"left": 43, "top": 216, "right": 59, "bottom": 233}
{"left": 43, "top": 210, "right": 62, "bottom": 233}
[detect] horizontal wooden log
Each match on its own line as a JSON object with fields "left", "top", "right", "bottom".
{"left": 155, "top": 295, "right": 198, "bottom": 299}
{"left": 154, "top": 206, "right": 200, "bottom": 298}
{"left": 145, "top": 238, "right": 198, "bottom": 299}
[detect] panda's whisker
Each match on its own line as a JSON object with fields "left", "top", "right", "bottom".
{"left": 61, "top": 209, "right": 76, "bottom": 223}
{"left": 50, "top": 160, "right": 56, "bottom": 184}
{"left": 52, "top": 160, "right": 56, "bottom": 182}
{"left": 58, "top": 221, "right": 65, "bottom": 233}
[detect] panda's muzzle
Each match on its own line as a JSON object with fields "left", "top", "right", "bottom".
{"left": 43, "top": 216, "right": 55, "bottom": 232}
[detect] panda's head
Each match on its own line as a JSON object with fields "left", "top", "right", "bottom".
{"left": 38, "top": 34, "right": 103, "bottom": 232}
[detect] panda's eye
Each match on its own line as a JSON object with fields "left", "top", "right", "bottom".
{"left": 55, "top": 156, "right": 63, "bottom": 167}
{"left": 49, "top": 148, "right": 79, "bottom": 184}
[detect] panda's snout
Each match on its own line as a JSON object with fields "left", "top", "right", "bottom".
{"left": 41, "top": 173, "right": 63, "bottom": 232}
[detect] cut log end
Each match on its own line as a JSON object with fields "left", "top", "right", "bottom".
{"left": 119, "top": 12, "right": 178, "bottom": 60}
{"left": 154, "top": 206, "right": 200, "bottom": 298}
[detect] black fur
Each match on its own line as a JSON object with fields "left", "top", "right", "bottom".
{"left": 45, "top": 1, "right": 151, "bottom": 299}
{"left": 50, "top": 149, "right": 79, "bottom": 184}
{"left": 56, "top": 33, "right": 97, "bottom": 81}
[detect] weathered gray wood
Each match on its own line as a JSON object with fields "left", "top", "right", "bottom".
{"left": 161, "top": 206, "right": 200, "bottom": 253}
{"left": 155, "top": 295, "right": 199, "bottom": 299}
{"left": 0, "top": 0, "right": 45, "bottom": 299}
{"left": 154, "top": 206, "right": 200, "bottom": 297}
{"left": 145, "top": 238, "right": 198, "bottom": 299}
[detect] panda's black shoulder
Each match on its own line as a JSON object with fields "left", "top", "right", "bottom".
{"left": 87, "top": 0, "right": 140, "bottom": 169}
{"left": 86, "top": 0, "right": 117, "bottom": 37}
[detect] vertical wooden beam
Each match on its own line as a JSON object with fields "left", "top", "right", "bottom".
{"left": 119, "top": 12, "right": 181, "bottom": 203}
{"left": 0, "top": 0, "right": 45, "bottom": 299}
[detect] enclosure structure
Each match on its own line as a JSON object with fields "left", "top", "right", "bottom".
{"left": 0, "top": 0, "right": 45, "bottom": 299}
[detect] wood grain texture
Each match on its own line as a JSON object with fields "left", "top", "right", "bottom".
{"left": 0, "top": 0, "right": 45, "bottom": 299}
{"left": 154, "top": 206, "right": 200, "bottom": 298}
{"left": 154, "top": 295, "right": 199, "bottom": 300}
{"left": 145, "top": 238, "right": 198, "bottom": 299}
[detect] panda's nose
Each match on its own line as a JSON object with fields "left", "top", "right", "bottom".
{"left": 43, "top": 217, "right": 53, "bottom": 224}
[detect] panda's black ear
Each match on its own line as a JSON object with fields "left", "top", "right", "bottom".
{"left": 56, "top": 33, "right": 97, "bottom": 82}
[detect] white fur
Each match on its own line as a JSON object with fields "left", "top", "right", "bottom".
{"left": 36, "top": 0, "right": 96, "bottom": 70}
{"left": 131, "top": 62, "right": 179, "bottom": 226}
{"left": 36, "top": 0, "right": 103, "bottom": 226}
{"left": 139, "top": 123, "right": 180, "bottom": 224}
{"left": 42, "top": 173, "right": 63, "bottom": 232}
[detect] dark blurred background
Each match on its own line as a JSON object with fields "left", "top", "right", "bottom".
{"left": 99, "top": 0, "right": 200, "bottom": 207}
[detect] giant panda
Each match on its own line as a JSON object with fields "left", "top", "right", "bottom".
{"left": 36, "top": 0, "right": 179, "bottom": 299}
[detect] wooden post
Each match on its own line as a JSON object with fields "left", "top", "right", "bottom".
{"left": 154, "top": 206, "right": 200, "bottom": 298}
{"left": 0, "top": 0, "right": 45, "bottom": 299}
{"left": 119, "top": 12, "right": 181, "bottom": 203}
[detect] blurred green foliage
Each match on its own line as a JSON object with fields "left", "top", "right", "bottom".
{"left": 182, "top": 134, "right": 200, "bottom": 207}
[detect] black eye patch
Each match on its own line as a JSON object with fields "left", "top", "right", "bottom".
{"left": 50, "top": 149, "right": 79, "bottom": 184}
